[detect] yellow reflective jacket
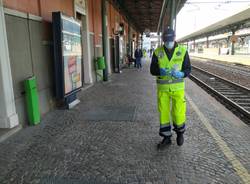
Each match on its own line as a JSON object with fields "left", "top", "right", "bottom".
{"left": 154, "top": 45, "right": 187, "bottom": 91}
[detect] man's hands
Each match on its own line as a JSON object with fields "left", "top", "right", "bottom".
{"left": 159, "top": 68, "right": 172, "bottom": 76}
{"left": 171, "top": 70, "right": 184, "bottom": 79}
{"left": 159, "top": 68, "right": 167, "bottom": 76}
{"left": 160, "top": 68, "right": 184, "bottom": 79}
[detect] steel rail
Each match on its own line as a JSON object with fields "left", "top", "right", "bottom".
{"left": 190, "top": 66, "right": 250, "bottom": 121}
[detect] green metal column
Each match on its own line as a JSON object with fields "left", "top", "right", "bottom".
{"left": 170, "top": 0, "right": 176, "bottom": 30}
{"left": 128, "top": 24, "right": 132, "bottom": 57}
{"left": 161, "top": 19, "right": 164, "bottom": 45}
{"left": 101, "top": 0, "right": 108, "bottom": 81}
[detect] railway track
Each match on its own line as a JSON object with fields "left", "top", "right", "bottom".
{"left": 192, "top": 58, "right": 250, "bottom": 77}
{"left": 190, "top": 66, "right": 250, "bottom": 124}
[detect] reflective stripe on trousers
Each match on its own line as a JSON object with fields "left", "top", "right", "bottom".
{"left": 173, "top": 124, "right": 186, "bottom": 133}
{"left": 159, "top": 124, "right": 172, "bottom": 137}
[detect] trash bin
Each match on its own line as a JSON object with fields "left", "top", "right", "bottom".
{"left": 97, "top": 56, "right": 106, "bottom": 70}
{"left": 24, "top": 76, "right": 40, "bottom": 125}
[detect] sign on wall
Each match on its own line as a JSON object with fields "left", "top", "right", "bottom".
{"left": 230, "top": 35, "right": 238, "bottom": 43}
{"left": 53, "top": 12, "right": 83, "bottom": 99}
{"left": 62, "top": 16, "right": 82, "bottom": 94}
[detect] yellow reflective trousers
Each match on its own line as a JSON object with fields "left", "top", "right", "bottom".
{"left": 157, "top": 90, "right": 186, "bottom": 127}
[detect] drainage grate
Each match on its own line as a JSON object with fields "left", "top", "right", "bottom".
{"left": 82, "top": 106, "right": 136, "bottom": 121}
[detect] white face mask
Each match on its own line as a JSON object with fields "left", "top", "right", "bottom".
{"left": 165, "top": 41, "right": 175, "bottom": 49}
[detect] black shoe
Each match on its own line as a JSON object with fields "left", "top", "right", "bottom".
{"left": 157, "top": 136, "right": 172, "bottom": 149}
{"left": 176, "top": 133, "right": 184, "bottom": 146}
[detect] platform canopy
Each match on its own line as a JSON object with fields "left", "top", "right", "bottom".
{"left": 109, "top": 0, "right": 187, "bottom": 33}
{"left": 178, "top": 7, "right": 250, "bottom": 42}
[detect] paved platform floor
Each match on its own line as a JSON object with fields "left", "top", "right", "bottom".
{"left": 0, "top": 63, "right": 250, "bottom": 184}
{"left": 190, "top": 53, "right": 250, "bottom": 66}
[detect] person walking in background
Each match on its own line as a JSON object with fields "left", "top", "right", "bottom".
{"left": 135, "top": 46, "right": 143, "bottom": 69}
{"left": 150, "top": 27, "right": 191, "bottom": 149}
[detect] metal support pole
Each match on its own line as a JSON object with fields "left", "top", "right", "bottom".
{"left": 206, "top": 36, "right": 209, "bottom": 48}
{"left": 160, "top": 34, "right": 162, "bottom": 46}
{"left": 227, "top": 36, "right": 230, "bottom": 48}
{"left": 161, "top": 17, "right": 164, "bottom": 33}
{"left": 141, "top": 34, "right": 143, "bottom": 50}
{"left": 101, "top": 0, "right": 108, "bottom": 81}
{"left": 193, "top": 40, "right": 196, "bottom": 51}
{"left": 170, "top": 0, "right": 176, "bottom": 30}
{"left": 128, "top": 24, "right": 131, "bottom": 57}
{"left": 231, "top": 30, "right": 235, "bottom": 55}
{"left": 158, "top": 33, "right": 161, "bottom": 47}
{"left": 160, "top": 14, "right": 164, "bottom": 45}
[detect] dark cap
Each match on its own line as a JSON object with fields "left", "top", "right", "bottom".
{"left": 162, "top": 28, "right": 176, "bottom": 42}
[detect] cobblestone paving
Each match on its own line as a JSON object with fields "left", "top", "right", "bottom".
{"left": 186, "top": 80, "right": 250, "bottom": 173}
{"left": 0, "top": 62, "right": 249, "bottom": 183}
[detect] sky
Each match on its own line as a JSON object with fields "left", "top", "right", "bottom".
{"left": 176, "top": 0, "right": 250, "bottom": 39}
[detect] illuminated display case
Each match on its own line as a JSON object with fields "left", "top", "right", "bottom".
{"left": 53, "top": 12, "right": 82, "bottom": 100}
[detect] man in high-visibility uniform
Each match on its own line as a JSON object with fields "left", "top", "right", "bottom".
{"left": 150, "top": 28, "right": 191, "bottom": 148}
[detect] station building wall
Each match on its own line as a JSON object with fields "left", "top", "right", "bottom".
{"left": 1, "top": 0, "right": 139, "bottom": 126}
{"left": 2, "top": 0, "right": 75, "bottom": 126}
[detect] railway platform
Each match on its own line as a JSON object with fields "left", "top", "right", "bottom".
{"left": 0, "top": 62, "right": 250, "bottom": 184}
{"left": 190, "top": 52, "right": 250, "bottom": 66}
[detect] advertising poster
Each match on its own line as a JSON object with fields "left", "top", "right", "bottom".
{"left": 62, "top": 15, "right": 82, "bottom": 95}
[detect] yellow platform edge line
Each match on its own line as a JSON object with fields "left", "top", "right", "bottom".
{"left": 186, "top": 93, "right": 250, "bottom": 184}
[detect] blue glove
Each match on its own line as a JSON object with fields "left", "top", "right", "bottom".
{"left": 159, "top": 68, "right": 167, "bottom": 76}
{"left": 171, "top": 70, "right": 184, "bottom": 79}
{"left": 160, "top": 68, "right": 172, "bottom": 76}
